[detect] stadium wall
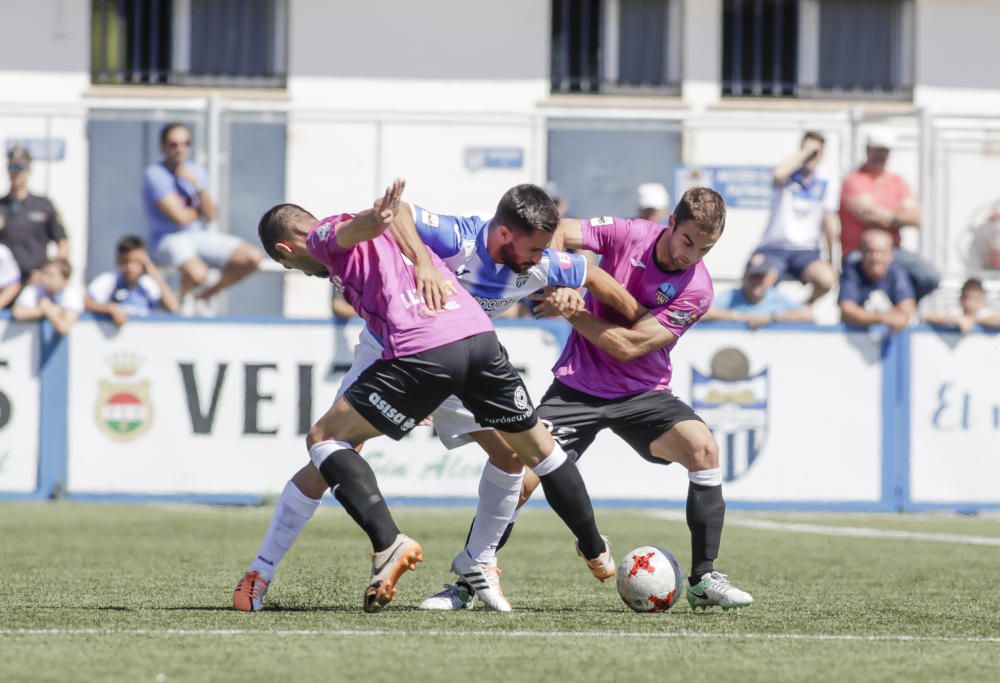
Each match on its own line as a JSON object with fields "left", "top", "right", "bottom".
{"left": 2, "top": 313, "right": 997, "bottom": 511}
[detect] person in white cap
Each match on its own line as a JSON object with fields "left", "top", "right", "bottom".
{"left": 839, "top": 126, "right": 939, "bottom": 301}
{"left": 637, "top": 182, "right": 671, "bottom": 224}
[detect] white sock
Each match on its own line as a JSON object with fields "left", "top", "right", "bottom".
{"left": 248, "top": 480, "right": 321, "bottom": 581}
{"left": 466, "top": 463, "right": 524, "bottom": 564}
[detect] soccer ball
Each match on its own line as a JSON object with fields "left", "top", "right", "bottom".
{"left": 616, "top": 545, "right": 684, "bottom": 612}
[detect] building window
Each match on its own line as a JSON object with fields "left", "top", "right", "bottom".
{"left": 722, "top": 0, "right": 914, "bottom": 98}
{"left": 551, "top": 0, "right": 681, "bottom": 95}
{"left": 91, "top": 0, "right": 288, "bottom": 87}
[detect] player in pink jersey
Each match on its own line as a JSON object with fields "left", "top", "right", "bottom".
{"left": 240, "top": 180, "right": 613, "bottom": 613}
{"left": 425, "top": 188, "right": 753, "bottom": 612}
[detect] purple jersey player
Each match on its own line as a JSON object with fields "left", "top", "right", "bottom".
{"left": 237, "top": 180, "right": 614, "bottom": 613}
{"left": 424, "top": 187, "right": 754, "bottom": 612}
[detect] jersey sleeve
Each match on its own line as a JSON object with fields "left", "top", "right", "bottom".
{"left": 86, "top": 272, "right": 117, "bottom": 303}
{"left": 540, "top": 248, "right": 587, "bottom": 288}
{"left": 837, "top": 264, "right": 863, "bottom": 304}
{"left": 59, "top": 287, "right": 85, "bottom": 313}
{"left": 143, "top": 165, "right": 176, "bottom": 202}
{"left": 650, "top": 281, "right": 713, "bottom": 339}
{"left": 887, "top": 264, "right": 916, "bottom": 304}
{"left": 410, "top": 205, "right": 483, "bottom": 258}
{"left": 0, "top": 245, "right": 19, "bottom": 287}
{"left": 139, "top": 274, "right": 163, "bottom": 306}
{"left": 823, "top": 178, "right": 841, "bottom": 214}
{"left": 14, "top": 285, "right": 40, "bottom": 309}
{"left": 580, "top": 216, "right": 633, "bottom": 255}
{"left": 306, "top": 213, "right": 355, "bottom": 267}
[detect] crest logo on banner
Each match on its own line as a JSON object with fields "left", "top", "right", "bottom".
{"left": 691, "top": 348, "right": 768, "bottom": 482}
{"left": 96, "top": 353, "right": 153, "bottom": 441}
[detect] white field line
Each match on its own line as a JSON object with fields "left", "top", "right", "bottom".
{"left": 652, "top": 511, "right": 1000, "bottom": 547}
{"left": 0, "top": 628, "right": 999, "bottom": 643}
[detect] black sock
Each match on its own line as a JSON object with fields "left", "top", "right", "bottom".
{"left": 687, "top": 481, "right": 725, "bottom": 584}
{"left": 538, "top": 459, "right": 604, "bottom": 559}
{"left": 318, "top": 448, "right": 399, "bottom": 552}
{"left": 496, "top": 521, "right": 516, "bottom": 552}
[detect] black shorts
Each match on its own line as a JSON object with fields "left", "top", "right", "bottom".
{"left": 537, "top": 380, "right": 702, "bottom": 465}
{"left": 344, "top": 331, "right": 537, "bottom": 440}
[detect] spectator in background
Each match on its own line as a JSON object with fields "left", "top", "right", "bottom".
{"left": 143, "top": 122, "right": 262, "bottom": 308}
{"left": 703, "top": 253, "right": 814, "bottom": 328}
{"left": 924, "top": 278, "right": 1000, "bottom": 334}
{"left": 85, "top": 235, "right": 178, "bottom": 327}
{"left": 0, "top": 243, "right": 20, "bottom": 308}
{"left": 0, "top": 147, "right": 69, "bottom": 283}
{"left": 11, "top": 257, "right": 82, "bottom": 335}
{"left": 838, "top": 229, "right": 915, "bottom": 332}
{"left": 750, "top": 131, "right": 838, "bottom": 303}
{"left": 330, "top": 287, "right": 357, "bottom": 320}
{"left": 636, "top": 182, "right": 670, "bottom": 224}
{"left": 839, "top": 127, "right": 939, "bottom": 301}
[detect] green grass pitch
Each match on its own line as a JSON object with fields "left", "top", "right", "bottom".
{"left": 2, "top": 502, "right": 999, "bottom": 682}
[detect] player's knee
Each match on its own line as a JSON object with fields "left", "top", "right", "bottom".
{"left": 306, "top": 422, "right": 330, "bottom": 449}
{"left": 688, "top": 435, "right": 719, "bottom": 471}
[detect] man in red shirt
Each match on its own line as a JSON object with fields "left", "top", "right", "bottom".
{"left": 839, "top": 127, "right": 939, "bottom": 301}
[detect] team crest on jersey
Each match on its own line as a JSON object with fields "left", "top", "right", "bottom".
{"left": 514, "top": 273, "right": 530, "bottom": 288}
{"left": 590, "top": 216, "right": 614, "bottom": 227}
{"left": 420, "top": 210, "right": 440, "bottom": 228}
{"left": 557, "top": 252, "right": 573, "bottom": 269}
{"left": 691, "top": 349, "right": 768, "bottom": 482}
{"left": 314, "top": 222, "right": 332, "bottom": 242}
{"left": 655, "top": 282, "right": 677, "bottom": 305}
{"left": 96, "top": 353, "right": 153, "bottom": 442}
{"left": 513, "top": 385, "right": 529, "bottom": 411}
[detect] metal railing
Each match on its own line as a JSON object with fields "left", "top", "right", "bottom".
{"left": 91, "top": 0, "right": 287, "bottom": 88}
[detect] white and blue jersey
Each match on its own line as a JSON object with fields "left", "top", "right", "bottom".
{"left": 410, "top": 205, "right": 587, "bottom": 318}
{"left": 86, "top": 271, "right": 163, "bottom": 316}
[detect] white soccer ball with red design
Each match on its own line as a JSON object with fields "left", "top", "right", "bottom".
{"left": 616, "top": 545, "right": 683, "bottom": 612}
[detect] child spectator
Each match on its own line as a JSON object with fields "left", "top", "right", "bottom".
{"left": 12, "top": 257, "right": 82, "bottom": 334}
{"left": 924, "top": 278, "right": 1000, "bottom": 334}
{"left": 85, "top": 235, "right": 179, "bottom": 326}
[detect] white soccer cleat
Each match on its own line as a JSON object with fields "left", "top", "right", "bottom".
{"left": 687, "top": 571, "right": 754, "bottom": 611}
{"left": 365, "top": 534, "right": 423, "bottom": 613}
{"left": 418, "top": 582, "right": 474, "bottom": 611}
{"left": 577, "top": 535, "right": 615, "bottom": 582}
{"left": 233, "top": 570, "right": 269, "bottom": 612}
{"left": 450, "top": 550, "right": 512, "bottom": 612}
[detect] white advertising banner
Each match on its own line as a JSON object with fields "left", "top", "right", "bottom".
{"left": 909, "top": 332, "right": 1000, "bottom": 504}
{"left": 67, "top": 320, "right": 886, "bottom": 503}
{"left": 575, "top": 328, "right": 885, "bottom": 502}
{"left": 0, "top": 321, "right": 41, "bottom": 493}
{"left": 66, "top": 320, "right": 566, "bottom": 496}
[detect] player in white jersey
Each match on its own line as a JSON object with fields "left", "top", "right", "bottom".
{"left": 234, "top": 184, "right": 638, "bottom": 613}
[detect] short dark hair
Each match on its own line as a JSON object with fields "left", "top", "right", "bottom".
{"left": 961, "top": 278, "right": 985, "bottom": 296}
{"left": 802, "top": 130, "right": 826, "bottom": 146}
{"left": 258, "top": 203, "right": 315, "bottom": 261}
{"left": 43, "top": 257, "right": 72, "bottom": 280}
{"left": 491, "top": 184, "right": 559, "bottom": 234}
{"left": 160, "top": 122, "right": 191, "bottom": 144}
{"left": 673, "top": 187, "right": 726, "bottom": 235}
{"left": 116, "top": 234, "right": 145, "bottom": 257}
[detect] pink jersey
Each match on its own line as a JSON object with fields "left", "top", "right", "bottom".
{"left": 307, "top": 214, "right": 493, "bottom": 359}
{"left": 553, "top": 217, "right": 714, "bottom": 398}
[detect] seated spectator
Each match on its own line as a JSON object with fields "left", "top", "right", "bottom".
{"left": 704, "top": 254, "right": 815, "bottom": 328}
{"left": 838, "top": 229, "right": 915, "bottom": 332}
{"left": 12, "top": 257, "right": 82, "bottom": 334}
{"left": 839, "top": 127, "right": 939, "bottom": 301}
{"left": 637, "top": 182, "right": 670, "bottom": 224}
{"left": 0, "top": 243, "right": 21, "bottom": 308}
{"left": 750, "top": 131, "right": 838, "bottom": 303}
{"left": 85, "top": 235, "right": 178, "bottom": 327}
{"left": 330, "top": 287, "right": 357, "bottom": 320}
{"left": 924, "top": 278, "right": 1000, "bottom": 334}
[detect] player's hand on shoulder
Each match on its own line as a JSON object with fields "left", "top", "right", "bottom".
{"left": 413, "top": 261, "right": 454, "bottom": 314}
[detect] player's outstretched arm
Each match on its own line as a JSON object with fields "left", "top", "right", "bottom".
{"left": 563, "top": 310, "right": 677, "bottom": 363}
{"left": 334, "top": 179, "right": 406, "bottom": 249}
{"left": 551, "top": 218, "right": 584, "bottom": 251}
{"left": 582, "top": 265, "right": 647, "bottom": 322}
{"left": 388, "top": 201, "right": 450, "bottom": 313}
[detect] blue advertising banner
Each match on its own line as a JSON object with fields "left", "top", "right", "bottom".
{"left": 673, "top": 165, "right": 772, "bottom": 210}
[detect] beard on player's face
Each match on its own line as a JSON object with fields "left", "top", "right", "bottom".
{"left": 498, "top": 241, "right": 534, "bottom": 274}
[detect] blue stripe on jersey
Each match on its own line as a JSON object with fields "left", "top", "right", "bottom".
{"left": 412, "top": 205, "right": 485, "bottom": 259}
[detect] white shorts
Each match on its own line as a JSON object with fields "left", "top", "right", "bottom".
{"left": 154, "top": 230, "right": 242, "bottom": 269}
{"left": 335, "top": 327, "right": 488, "bottom": 449}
